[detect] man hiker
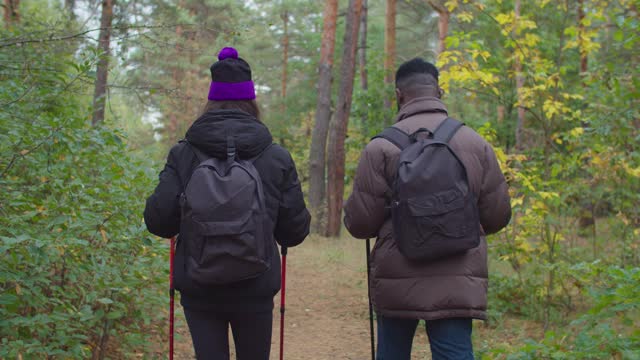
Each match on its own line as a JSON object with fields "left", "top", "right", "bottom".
{"left": 344, "top": 58, "right": 511, "bottom": 360}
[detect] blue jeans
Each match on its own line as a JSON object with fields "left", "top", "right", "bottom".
{"left": 376, "top": 315, "right": 474, "bottom": 360}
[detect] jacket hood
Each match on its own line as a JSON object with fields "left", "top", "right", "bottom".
{"left": 185, "top": 109, "right": 272, "bottom": 159}
{"left": 395, "top": 97, "right": 448, "bottom": 122}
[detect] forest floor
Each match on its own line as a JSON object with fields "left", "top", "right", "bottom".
{"left": 165, "top": 235, "right": 543, "bottom": 360}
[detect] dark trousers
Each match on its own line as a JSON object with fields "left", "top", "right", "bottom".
{"left": 376, "top": 315, "right": 474, "bottom": 360}
{"left": 184, "top": 308, "right": 273, "bottom": 360}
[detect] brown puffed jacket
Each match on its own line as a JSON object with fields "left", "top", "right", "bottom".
{"left": 344, "top": 97, "right": 511, "bottom": 321}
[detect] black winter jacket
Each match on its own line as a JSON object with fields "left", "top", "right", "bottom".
{"left": 144, "top": 109, "right": 311, "bottom": 311}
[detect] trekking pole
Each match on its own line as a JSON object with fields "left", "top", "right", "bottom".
{"left": 279, "top": 246, "right": 288, "bottom": 360}
{"left": 169, "top": 236, "right": 176, "bottom": 360}
{"left": 366, "top": 238, "right": 375, "bottom": 360}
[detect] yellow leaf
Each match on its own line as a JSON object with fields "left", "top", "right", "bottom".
{"left": 445, "top": 0, "right": 459, "bottom": 12}
{"left": 16, "top": 283, "right": 21, "bottom": 295}
{"left": 539, "top": 191, "right": 559, "bottom": 199}
{"left": 100, "top": 229, "right": 108, "bottom": 243}
{"left": 570, "top": 127, "right": 585, "bottom": 137}
{"left": 20, "top": 149, "right": 29, "bottom": 155}
{"left": 457, "top": 11, "right": 474, "bottom": 23}
{"left": 622, "top": 162, "right": 640, "bottom": 177}
{"left": 495, "top": 13, "right": 513, "bottom": 26}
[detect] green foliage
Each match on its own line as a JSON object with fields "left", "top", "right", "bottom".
{"left": 1, "top": 0, "right": 638, "bottom": 357}
{"left": 0, "top": 12, "right": 166, "bottom": 358}
{"left": 485, "top": 263, "right": 640, "bottom": 360}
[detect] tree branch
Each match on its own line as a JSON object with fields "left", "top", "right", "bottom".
{"left": 0, "top": 24, "right": 193, "bottom": 48}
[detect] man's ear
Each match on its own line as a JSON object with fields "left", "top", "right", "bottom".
{"left": 395, "top": 88, "right": 403, "bottom": 106}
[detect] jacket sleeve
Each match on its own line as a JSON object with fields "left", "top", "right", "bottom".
{"left": 144, "top": 146, "right": 183, "bottom": 238}
{"left": 274, "top": 153, "right": 311, "bottom": 248}
{"left": 343, "top": 141, "right": 388, "bottom": 239}
{"left": 477, "top": 143, "right": 512, "bottom": 235}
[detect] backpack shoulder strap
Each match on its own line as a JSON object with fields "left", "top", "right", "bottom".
{"left": 433, "top": 117, "right": 464, "bottom": 143}
{"left": 372, "top": 126, "right": 411, "bottom": 150}
{"left": 248, "top": 143, "right": 274, "bottom": 164}
{"left": 182, "top": 140, "right": 210, "bottom": 163}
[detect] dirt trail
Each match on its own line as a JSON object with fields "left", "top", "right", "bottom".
{"left": 172, "top": 236, "right": 432, "bottom": 359}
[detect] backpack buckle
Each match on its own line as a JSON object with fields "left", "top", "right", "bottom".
{"left": 226, "top": 136, "right": 236, "bottom": 160}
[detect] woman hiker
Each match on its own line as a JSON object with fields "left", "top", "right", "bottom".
{"left": 144, "top": 47, "right": 311, "bottom": 359}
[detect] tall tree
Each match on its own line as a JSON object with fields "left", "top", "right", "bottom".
{"left": 91, "top": 0, "right": 115, "bottom": 126}
{"left": 384, "top": 0, "right": 396, "bottom": 110}
{"left": 578, "top": 0, "right": 588, "bottom": 78}
{"left": 309, "top": 0, "right": 338, "bottom": 233}
{"left": 3, "top": 0, "right": 20, "bottom": 26}
{"left": 427, "top": 0, "right": 450, "bottom": 57}
{"left": 65, "top": 0, "right": 75, "bottom": 19}
{"left": 359, "top": 0, "right": 368, "bottom": 91}
{"left": 281, "top": 9, "right": 289, "bottom": 113}
{"left": 514, "top": 0, "right": 525, "bottom": 149}
{"left": 326, "top": 0, "right": 364, "bottom": 237}
{"left": 165, "top": 21, "right": 183, "bottom": 143}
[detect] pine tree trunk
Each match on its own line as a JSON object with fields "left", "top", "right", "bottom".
{"left": 167, "top": 23, "right": 183, "bottom": 143}
{"left": 578, "top": 0, "right": 588, "bottom": 77}
{"left": 91, "top": 0, "right": 115, "bottom": 126}
{"left": 577, "top": 0, "right": 595, "bottom": 232}
{"left": 427, "top": 1, "right": 449, "bottom": 57}
{"left": 383, "top": 0, "right": 396, "bottom": 111}
{"left": 281, "top": 10, "right": 289, "bottom": 113}
{"left": 514, "top": 0, "right": 525, "bottom": 150}
{"left": 359, "top": 0, "right": 369, "bottom": 135}
{"left": 325, "top": 0, "right": 364, "bottom": 237}
{"left": 3, "top": 0, "right": 20, "bottom": 26}
{"left": 65, "top": 0, "right": 75, "bottom": 19}
{"left": 359, "top": 0, "right": 368, "bottom": 91}
{"left": 309, "top": 0, "right": 338, "bottom": 233}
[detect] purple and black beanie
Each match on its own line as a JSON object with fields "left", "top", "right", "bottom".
{"left": 208, "top": 47, "right": 256, "bottom": 101}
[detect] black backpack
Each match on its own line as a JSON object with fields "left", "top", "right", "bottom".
{"left": 179, "top": 137, "right": 272, "bottom": 285}
{"left": 374, "top": 117, "right": 480, "bottom": 262}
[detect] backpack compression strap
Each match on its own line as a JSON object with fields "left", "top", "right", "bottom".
{"left": 433, "top": 117, "right": 464, "bottom": 143}
{"left": 372, "top": 126, "right": 411, "bottom": 151}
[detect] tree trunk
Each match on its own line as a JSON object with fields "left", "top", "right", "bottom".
{"left": 359, "top": 0, "right": 369, "bottom": 135}
{"left": 281, "top": 10, "right": 289, "bottom": 113}
{"left": 65, "top": 0, "right": 75, "bottom": 19}
{"left": 578, "top": 0, "right": 588, "bottom": 77}
{"left": 514, "top": 0, "right": 525, "bottom": 150}
{"left": 91, "top": 0, "right": 115, "bottom": 126}
{"left": 325, "top": 0, "right": 364, "bottom": 237}
{"left": 577, "top": 0, "right": 595, "bottom": 232}
{"left": 359, "top": 0, "right": 368, "bottom": 91}
{"left": 3, "top": 0, "right": 20, "bottom": 27}
{"left": 309, "top": 0, "right": 338, "bottom": 233}
{"left": 167, "top": 24, "right": 183, "bottom": 143}
{"left": 383, "top": 0, "right": 396, "bottom": 111}
{"left": 427, "top": 1, "right": 449, "bottom": 57}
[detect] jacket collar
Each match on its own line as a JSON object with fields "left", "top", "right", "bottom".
{"left": 394, "top": 97, "right": 448, "bottom": 122}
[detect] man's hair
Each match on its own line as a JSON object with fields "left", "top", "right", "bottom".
{"left": 395, "top": 58, "right": 441, "bottom": 98}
